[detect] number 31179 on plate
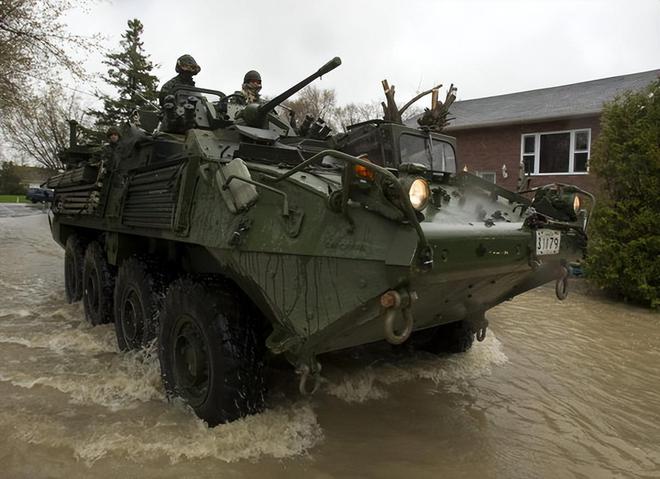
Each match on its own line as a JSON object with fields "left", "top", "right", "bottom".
{"left": 536, "top": 229, "right": 561, "bottom": 255}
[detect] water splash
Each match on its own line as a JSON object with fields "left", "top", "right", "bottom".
{"left": 324, "top": 334, "right": 508, "bottom": 403}
{"left": 8, "top": 402, "right": 323, "bottom": 466}
{"left": 0, "top": 343, "right": 164, "bottom": 410}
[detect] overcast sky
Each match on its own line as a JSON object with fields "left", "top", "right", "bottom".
{"left": 64, "top": 0, "right": 660, "bottom": 108}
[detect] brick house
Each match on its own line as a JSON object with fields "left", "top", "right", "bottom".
{"left": 434, "top": 69, "right": 659, "bottom": 192}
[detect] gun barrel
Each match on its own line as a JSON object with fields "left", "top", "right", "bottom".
{"left": 257, "top": 57, "right": 342, "bottom": 116}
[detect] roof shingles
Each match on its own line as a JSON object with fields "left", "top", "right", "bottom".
{"left": 414, "top": 69, "right": 659, "bottom": 131}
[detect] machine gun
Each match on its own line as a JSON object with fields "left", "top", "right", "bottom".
{"left": 237, "top": 56, "right": 342, "bottom": 128}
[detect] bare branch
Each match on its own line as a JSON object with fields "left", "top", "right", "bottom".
{"left": 0, "top": 86, "right": 93, "bottom": 168}
{"left": 398, "top": 83, "right": 443, "bottom": 118}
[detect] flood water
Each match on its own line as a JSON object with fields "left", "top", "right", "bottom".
{"left": 0, "top": 213, "right": 658, "bottom": 479}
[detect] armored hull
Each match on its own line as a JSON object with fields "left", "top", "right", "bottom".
{"left": 48, "top": 58, "right": 591, "bottom": 424}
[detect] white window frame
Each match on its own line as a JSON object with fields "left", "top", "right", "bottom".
{"left": 520, "top": 129, "right": 591, "bottom": 175}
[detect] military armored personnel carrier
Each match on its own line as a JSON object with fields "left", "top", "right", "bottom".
{"left": 47, "top": 57, "right": 591, "bottom": 425}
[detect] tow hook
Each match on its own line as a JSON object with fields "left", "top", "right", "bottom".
{"left": 297, "top": 361, "right": 322, "bottom": 396}
{"left": 476, "top": 327, "right": 488, "bottom": 342}
{"left": 555, "top": 265, "right": 569, "bottom": 300}
{"left": 468, "top": 313, "right": 489, "bottom": 342}
{"left": 380, "top": 289, "right": 418, "bottom": 345}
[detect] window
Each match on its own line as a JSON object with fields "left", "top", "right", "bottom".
{"left": 435, "top": 140, "right": 457, "bottom": 174}
{"left": 476, "top": 171, "right": 496, "bottom": 183}
{"left": 520, "top": 129, "right": 590, "bottom": 175}
{"left": 399, "top": 134, "right": 457, "bottom": 173}
{"left": 400, "top": 134, "right": 432, "bottom": 170}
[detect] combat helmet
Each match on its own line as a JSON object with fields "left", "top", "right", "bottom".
{"left": 106, "top": 126, "right": 120, "bottom": 138}
{"left": 176, "top": 55, "right": 201, "bottom": 75}
{"left": 243, "top": 70, "right": 261, "bottom": 84}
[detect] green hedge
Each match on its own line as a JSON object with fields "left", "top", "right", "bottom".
{"left": 586, "top": 79, "right": 660, "bottom": 308}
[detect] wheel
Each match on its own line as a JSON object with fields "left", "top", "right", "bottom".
{"left": 159, "top": 278, "right": 266, "bottom": 426}
{"left": 113, "top": 257, "right": 167, "bottom": 351}
{"left": 82, "top": 241, "right": 115, "bottom": 326}
{"left": 411, "top": 320, "right": 475, "bottom": 354}
{"left": 64, "top": 235, "right": 85, "bottom": 303}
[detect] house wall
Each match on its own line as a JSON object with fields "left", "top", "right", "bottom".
{"left": 449, "top": 115, "right": 601, "bottom": 193}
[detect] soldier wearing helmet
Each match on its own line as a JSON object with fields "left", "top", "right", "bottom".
{"left": 158, "top": 54, "right": 201, "bottom": 106}
{"left": 100, "top": 126, "right": 121, "bottom": 168}
{"left": 231, "top": 70, "right": 262, "bottom": 105}
{"left": 106, "top": 126, "right": 120, "bottom": 144}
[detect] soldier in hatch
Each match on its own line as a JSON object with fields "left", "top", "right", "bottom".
{"left": 101, "top": 126, "right": 121, "bottom": 168}
{"left": 232, "top": 70, "right": 262, "bottom": 104}
{"left": 106, "top": 126, "right": 120, "bottom": 146}
{"left": 158, "top": 54, "right": 201, "bottom": 106}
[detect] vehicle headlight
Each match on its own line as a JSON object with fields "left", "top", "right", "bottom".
{"left": 408, "top": 178, "right": 430, "bottom": 211}
{"left": 572, "top": 194, "right": 581, "bottom": 213}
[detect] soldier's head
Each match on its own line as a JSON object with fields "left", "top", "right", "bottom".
{"left": 242, "top": 70, "right": 262, "bottom": 95}
{"left": 106, "top": 127, "right": 120, "bottom": 144}
{"left": 176, "top": 54, "right": 201, "bottom": 77}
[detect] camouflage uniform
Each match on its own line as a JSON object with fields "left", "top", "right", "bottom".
{"left": 158, "top": 55, "right": 201, "bottom": 106}
{"left": 101, "top": 127, "right": 121, "bottom": 169}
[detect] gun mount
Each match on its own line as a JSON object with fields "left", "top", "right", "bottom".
{"left": 157, "top": 57, "right": 342, "bottom": 135}
{"left": 238, "top": 56, "right": 342, "bottom": 128}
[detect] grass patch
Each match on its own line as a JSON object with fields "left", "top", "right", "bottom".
{"left": 0, "top": 195, "right": 28, "bottom": 203}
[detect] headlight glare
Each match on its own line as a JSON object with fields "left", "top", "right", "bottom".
{"left": 408, "top": 178, "right": 430, "bottom": 211}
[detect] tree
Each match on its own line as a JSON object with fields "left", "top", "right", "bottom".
{"left": 586, "top": 79, "right": 660, "bottom": 308}
{"left": 333, "top": 101, "right": 382, "bottom": 132}
{"left": 0, "top": 0, "right": 93, "bottom": 112}
{"left": 0, "top": 86, "right": 91, "bottom": 169}
{"left": 286, "top": 85, "right": 338, "bottom": 129}
{"left": 89, "top": 18, "right": 159, "bottom": 128}
{"left": 285, "top": 83, "right": 435, "bottom": 134}
{"left": 0, "top": 161, "right": 24, "bottom": 194}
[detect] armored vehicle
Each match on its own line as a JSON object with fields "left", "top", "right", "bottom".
{"left": 47, "top": 57, "right": 591, "bottom": 425}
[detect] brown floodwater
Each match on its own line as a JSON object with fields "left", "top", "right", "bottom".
{"left": 0, "top": 214, "right": 658, "bottom": 479}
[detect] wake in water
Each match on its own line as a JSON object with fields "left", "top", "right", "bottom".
{"left": 322, "top": 334, "right": 508, "bottom": 403}
{"left": 0, "top": 216, "right": 513, "bottom": 466}
{"left": 6, "top": 401, "right": 324, "bottom": 465}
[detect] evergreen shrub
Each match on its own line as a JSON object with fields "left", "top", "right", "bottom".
{"left": 586, "top": 79, "right": 660, "bottom": 308}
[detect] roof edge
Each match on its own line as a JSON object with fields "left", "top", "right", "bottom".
{"left": 454, "top": 69, "right": 660, "bottom": 104}
{"left": 444, "top": 111, "right": 603, "bottom": 132}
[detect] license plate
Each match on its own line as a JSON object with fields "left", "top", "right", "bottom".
{"left": 536, "top": 229, "right": 561, "bottom": 255}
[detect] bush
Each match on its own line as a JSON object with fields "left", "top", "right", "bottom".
{"left": 586, "top": 79, "right": 660, "bottom": 308}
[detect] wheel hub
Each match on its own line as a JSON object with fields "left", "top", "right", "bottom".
{"left": 173, "top": 317, "right": 209, "bottom": 406}
{"left": 121, "top": 288, "right": 143, "bottom": 342}
{"left": 86, "top": 268, "right": 99, "bottom": 313}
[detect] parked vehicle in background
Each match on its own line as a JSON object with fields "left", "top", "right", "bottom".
{"left": 26, "top": 187, "right": 54, "bottom": 203}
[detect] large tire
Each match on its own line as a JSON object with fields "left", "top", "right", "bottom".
{"left": 412, "top": 320, "right": 475, "bottom": 354}
{"left": 159, "top": 278, "right": 266, "bottom": 426}
{"left": 82, "top": 241, "right": 115, "bottom": 326}
{"left": 64, "top": 235, "right": 85, "bottom": 303}
{"left": 113, "top": 257, "right": 167, "bottom": 351}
